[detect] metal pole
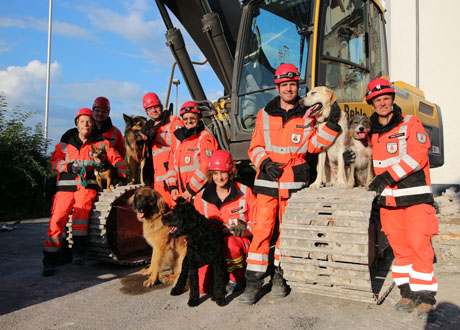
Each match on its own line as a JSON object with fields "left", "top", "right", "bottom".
{"left": 415, "top": 0, "right": 419, "bottom": 88}
{"left": 173, "top": 80, "right": 180, "bottom": 116}
{"left": 44, "top": 0, "right": 53, "bottom": 142}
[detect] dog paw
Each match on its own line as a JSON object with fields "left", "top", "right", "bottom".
{"left": 160, "top": 274, "right": 177, "bottom": 286}
{"left": 140, "top": 267, "right": 151, "bottom": 276}
{"left": 187, "top": 299, "right": 200, "bottom": 307}
{"left": 143, "top": 277, "right": 156, "bottom": 288}
{"left": 170, "top": 286, "right": 186, "bottom": 296}
{"left": 310, "top": 182, "right": 322, "bottom": 189}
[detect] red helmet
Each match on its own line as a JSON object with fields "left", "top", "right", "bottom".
{"left": 179, "top": 101, "right": 201, "bottom": 117}
{"left": 208, "top": 150, "right": 233, "bottom": 172}
{"left": 143, "top": 92, "right": 162, "bottom": 110}
{"left": 274, "top": 63, "right": 300, "bottom": 84}
{"left": 74, "top": 108, "right": 93, "bottom": 124}
{"left": 366, "top": 77, "right": 395, "bottom": 104}
{"left": 92, "top": 96, "right": 110, "bottom": 111}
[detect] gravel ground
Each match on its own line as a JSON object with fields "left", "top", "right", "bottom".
{"left": 0, "top": 222, "right": 459, "bottom": 330}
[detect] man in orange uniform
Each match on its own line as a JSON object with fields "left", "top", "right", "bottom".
{"left": 92, "top": 96, "right": 126, "bottom": 158}
{"left": 194, "top": 150, "right": 255, "bottom": 293}
{"left": 43, "top": 108, "right": 127, "bottom": 276}
{"left": 239, "top": 63, "right": 342, "bottom": 304}
{"left": 366, "top": 77, "right": 438, "bottom": 317}
{"left": 167, "top": 101, "right": 218, "bottom": 202}
{"left": 141, "top": 92, "right": 181, "bottom": 206}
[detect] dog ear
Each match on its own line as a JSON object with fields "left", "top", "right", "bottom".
{"left": 329, "top": 90, "right": 337, "bottom": 105}
{"left": 123, "top": 114, "right": 132, "bottom": 126}
{"left": 127, "top": 192, "right": 136, "bottom": 208}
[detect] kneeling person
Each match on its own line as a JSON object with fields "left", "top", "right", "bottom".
{"left": 194, "top": 150, "right": 254, "bottom": 293}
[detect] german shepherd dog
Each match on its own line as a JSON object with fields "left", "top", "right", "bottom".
{"left": 123, "top": 114, "right": 147, "bottom": 184}
{"left": 162, "top": 198, "right": 227, "bottom": 307}
{"left": 346, "top": 114, "right": 373, "bottom": 187}
{"left": 130, "top": 187, "right": 187, "bottom": 288}
{"left": 301, "top": 86, "right": 349, "bottom": 188}
{"left": 90, "top": 144, "right": 117, "bottom": 191}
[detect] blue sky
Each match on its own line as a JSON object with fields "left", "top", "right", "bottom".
{"left": 0, "top": 0, "right": 223, "bottom": 144}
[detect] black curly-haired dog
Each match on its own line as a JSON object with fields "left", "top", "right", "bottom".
{"left": 162, "top": 198, "right": 227, "bottom": 307}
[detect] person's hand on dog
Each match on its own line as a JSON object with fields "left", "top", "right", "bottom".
{"left": 327, "top": 103, "right": 342, "bottom": 125}
{"left": 68, "top": 161, "right": 82, "bottom": 174}
{"left": 182, "top": 190, "right": 193, "bottom": 202}
{"left": 171, "top": 189, "right": 179, "bottom": 201}
{"left": 343, "top": 149, "right": 356, "bottom": 166}
{"left": 230, "top": 220, "right": 247, "bottom": 237}
{"left": 368, "top": 171, "right": 395, "bottom": 195}
{"left": 262, "top": 159, "right": 283, "bottom": 180}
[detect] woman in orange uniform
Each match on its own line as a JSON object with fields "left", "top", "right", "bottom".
{"left": 194, "top": 150, "right": 255, "bottom": 293}
{"left": 166, "top": 101, "right": 218, "bottom": 202}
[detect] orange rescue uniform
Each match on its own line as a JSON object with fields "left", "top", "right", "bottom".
{"left": 246, "top": 97, "right": 341, "bottom": 276}
{"left": 166, "top": 122, "right": 218, "bottom": 196}
{"left": 370, "top": 104, "right": 438, "bottom": 293}
{"left": 95, "top": 118, "right": 126, "bottom": 158}
{"left": 44, "top": 129, "right": 127, "bottom": 253}
{"left": 194, "top": 181, "right": 255, "bottom": 286}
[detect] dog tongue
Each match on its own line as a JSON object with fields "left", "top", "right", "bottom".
{"left": 168, "top": 226, "right": 177, "bottom": 234}
{"left": 357, "top": 132, "right": 367, "bottom": 139}
{"left": 306, "top": 104, "right": 320, "bottom": 118}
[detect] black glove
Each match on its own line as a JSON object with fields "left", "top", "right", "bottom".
{"left": 230, "top": 220, "right": 247, "bottom": 237}
{"left": 343, "top": 149, "right": 356, "bottom": 166}
{"left": 368, "top": 172, "right": 396, "bottom": 195}
{"left": 262, "top": 159, "right": 283, "bottom": 180}
{"left": 327, "top": 102, "right": 342, "bottom": 125}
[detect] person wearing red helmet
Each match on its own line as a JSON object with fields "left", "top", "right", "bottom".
{"left": 166, "top": 101, "right": 218, "bottom": 202}
{"left": 240, "top": 63, "right": 342, "bottom": 304}
{"left": 92, "top": 96, "right": 126, "bottom": 158}
{"left": 139, "top": 92, "right": 182, "bottom": 206}
{"left": 366, "top": 77, "right": 438, "bottom": 318}
{"left": 193, "top": 150, "right": 255, "bottom": 294}
{"left": 42, "top": 108, "right": 127, "bottom": 276}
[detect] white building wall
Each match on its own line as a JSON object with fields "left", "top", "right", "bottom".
{"left": 386, "top": 0, "right": 460, "bottom": 184}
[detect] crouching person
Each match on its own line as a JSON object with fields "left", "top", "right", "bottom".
{"left": 42, "top": 108, "right": 127, "bottom": 276}
{"left": 194, "top": 150, "right": 254, "bottom": 294}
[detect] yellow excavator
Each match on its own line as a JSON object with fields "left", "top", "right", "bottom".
{"left": 85, "top": 0, "right": 449, "bottom": 303}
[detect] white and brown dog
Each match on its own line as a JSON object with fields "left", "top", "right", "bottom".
{"left": 346, "top": 114, "right": 373, "bottom": 187}
{"left": 301, "top": 86, "right": 348, "bottom": 188}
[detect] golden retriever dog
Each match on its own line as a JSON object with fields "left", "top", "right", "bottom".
{"left": 346, "top": 114, "right": 373, "bottom": 187}
{"left": 301, "top": 86, "right": 349, "bottom": 188}
{"left": 129, "top": 187, "right": 187, "bottom": 288}
{"left": 123, "top": 114, "right": 147, "bottom": 184}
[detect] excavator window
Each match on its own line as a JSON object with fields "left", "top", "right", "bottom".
{"left": 237, "top": 1, "right": 311, "bottom": 130}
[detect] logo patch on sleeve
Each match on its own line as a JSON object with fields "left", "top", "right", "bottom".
{"left": 386, "top": 142, "right": 398, "bottom": 154}
{"left": 416, "top": 132, "right": 427, "bottom": 144}
{"left": 291, "top": 133, "right": 301, "bottom": 144}
{"left": 184, "top": 156, "right": 191, "bottom": 164}
{"left": 205, "top": 149, "right": 213, "bottom": 157}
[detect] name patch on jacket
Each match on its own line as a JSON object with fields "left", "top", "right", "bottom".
{"left": 296, "top": 124, "right": 309, "bottom": 129}
{"left": 389, "top": 133, "right": 405, "bottom": 139}
{"left": 187, "top": 148, "right": 199, "bottom": 152}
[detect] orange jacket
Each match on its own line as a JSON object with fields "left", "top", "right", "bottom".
{"left": 194, "top": 182, "right": 255, "bottom": 236}
{"left": 248, "top": 97, "right": 341, "bottom": 198}
{"left": 166, "top": 122, "right": 218, "bottom": 195}
{"left": 151, "top": 115, "right": 182, "bottom": 185}
{"left": 370, "top": 104, "right": 434, "bottom": 207}
{"left": 95, "top": 118, "right": 126, "bottom": 158}
{"left": 51, "top": 128, "right": 127, "bottom": 192}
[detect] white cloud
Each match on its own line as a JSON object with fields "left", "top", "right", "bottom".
{"left": 0, "top": 17, "right": 91, "bottom": 39}
{"left": 0, "top": 40, "right": 10, "bottom": 54}
{"left": 0, "top": 60, "right": 60, "bottom": 107}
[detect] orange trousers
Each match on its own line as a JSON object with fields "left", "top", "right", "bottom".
{"left": 43, "top": 189, "right": 97, "bottom": 253}
{"left": 246, "top": 194, "right": 288, "bottom": 276}
{"left": 380, "top": 203, "right": 439, "bottom": 292}
{"left": 199, "top": 235, "right": 251, "bottom": 293}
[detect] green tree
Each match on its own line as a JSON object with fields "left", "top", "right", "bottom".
{"left": 0, "top": 94, "right": 52, "bottom": 220}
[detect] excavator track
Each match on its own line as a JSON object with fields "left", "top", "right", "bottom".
{"left": 280, "top": 187, "right": 394, "bottom": 304}
{"left": 68, "top": 184, "right": 151, "bottom": 266}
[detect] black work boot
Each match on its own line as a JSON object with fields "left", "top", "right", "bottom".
{"left": 238, "top": 278, "right": 262, "bottom": 304}
{"left": 42, "top": 251, "right": 58, "bottom": 277}
{"left": 415, "top": 291, "right": 436, "bottom": 320}
{"left": 394, "top": 284, "right": 416, "bottom": 312}
{"left": 270, "top": 267, "right": 290, "bottom": 298}
{"left": 72, "top": 236, "right": 88, "bottom": 265}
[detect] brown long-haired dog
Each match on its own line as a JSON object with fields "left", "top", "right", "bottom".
{"left": 123, "top": 114, "right": 147, "bottom": 184}
{"left": 129, "top": 187, "right": 187, "bottom": 288}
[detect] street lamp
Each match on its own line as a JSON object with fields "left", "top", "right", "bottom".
{"left": 172, "top": 79, "right": 180, "bottom": 116}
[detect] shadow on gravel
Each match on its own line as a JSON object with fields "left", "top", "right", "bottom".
{"left": 425, "top": 302, "right": 460, "bottom": 330}
{"left": 119, "top": 274, "right": 168, "bottom": 295}
{"left": 0, "top": 223, "right": 142, "bottom": 315}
